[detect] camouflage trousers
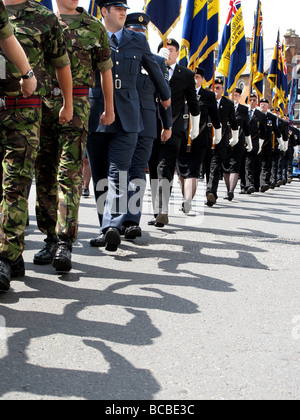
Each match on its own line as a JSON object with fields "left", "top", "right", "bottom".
{"left": 0, "top": 106, "right": 41, "bottom": 261}
{"left": 35, "top": 95, "right": 90, "bottom": 242}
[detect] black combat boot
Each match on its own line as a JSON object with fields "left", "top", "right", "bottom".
{"left": 33, "top": 235, "right": 58, "bottom": 265}
{"left": 11, "top": 255, "right": 25, "bottom": 279}
{"left": 52, "top": 239, "right": 72, "bottom": 272}
{"left": 0, "top": 258, "right": 11, "bottom": 292}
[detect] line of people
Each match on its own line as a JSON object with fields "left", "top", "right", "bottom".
{"left": 1, "top": 0, "right": 299, "bottom": 294}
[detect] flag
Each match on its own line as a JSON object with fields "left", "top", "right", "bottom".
{"left": 216, "top": 0, "right": 247, "bottom": 94}
{"left": 179, "top": 0, "right": 208, "bottom": 71}
{"left": 281, "top": 41, "right": 289, "bottom": 106}
{"left": 288, "top": 62, "right": 298, "bottom": 121}
{"left": 88, "top": 0, "right": 102, "bottom": 19}
{"left": 144, "top": 0, "right": 182, "bottom": 41}
{"left": 199, "top": 0, "right": 220, "bottom": 87}
{"left": 268, "top": 31, "right": 287, "bottom": 115}
{"left": 36, "top": 0, "right": 53, "bottom": 10}
{"left": 250, "top": 0, "right": 264, "bottom": 97}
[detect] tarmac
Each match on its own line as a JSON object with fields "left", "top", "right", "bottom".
{"left": 0, "top": 176, "right": 300, "bottom": 400}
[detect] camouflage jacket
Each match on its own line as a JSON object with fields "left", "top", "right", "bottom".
{"left": 0, "top": 0, "right": 70, "bottom": 97}
{"left": 50, "top": 7, "right": 112, "bottom": 90}
{"left": 0, "top": 0, "right": 13, "bottom": 39}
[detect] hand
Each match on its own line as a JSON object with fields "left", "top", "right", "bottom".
{"left": 245, "top": 135, "right": 253, "bottom": 152}
{"left": 20, "top": 76, "right": 37, "bottom": 98}
{"left": 100, "top": 110, "right": 115, "bottom": 126}
{"left": 158, "top": 47, "right": 170, "bottom": 60}
{"left": 258, "top": 139, "right": 264, "bottom": 154}
{"left": 213, "top": 127, "right": 222, "bottom": 145}
{"left": 229, "top": 137, "right": 239, "bottom": 147}
{"left": 161, "top": 98, "right": 171, "bottom": 110}
{"left": 161, "top": 128, "right": 172, "bottom": 143}
{"left": 59, "top": 105, "right": 73, "bottom": 124}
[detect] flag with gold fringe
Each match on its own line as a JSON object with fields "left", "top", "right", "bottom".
{"left": 179, "top": 0, "right": 208, "bottom": 71}
{"left": 144, "top": 0, "right": 182, "bottom": 42}
{"left": 216, "top": 0, "right": 247, "bottom": 94}
{"left": 250, "top": 0, "right": 264, "bottom": 97}
{"left": 88, "top": 0, "right": 102, "bottom": 19}
{"left": 199, "top": 0, "right": 219, "bottom": 87}
{"left": 268, "top": 31, "right": 287, "bottom": 115}
{"left": 36, "top": 0, "right": 53, "bottom": 10}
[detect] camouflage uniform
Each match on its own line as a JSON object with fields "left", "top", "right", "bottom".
{"left": 35, "top": 7, "right": 112, "bottom": 243}
{"left": 0, "top": 0, "right": 13, "bottom": 39}
{"left": 0, "top": 0, "right": 70, "bottom": 262}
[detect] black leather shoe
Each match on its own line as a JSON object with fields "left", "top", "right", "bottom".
{"left": 270, "top": 182, "right": 275, "bottom": 189}
{"left": 52, "top": 240, "right": 72, "bottom": 272}
{"left": 0, "top": 258, "right": 11, "bottom": 292}
{"left": 206, "top": 192, "right": 216, "bottom": 207}
{"left": 260, "top": 184, "right": 269, "bottom": 193}
{"left": 124, "top": 225, "right": 142, "bottom": 240}
{"left": 11, "top": 255, "right": 25, "bottom": 279}
{"left": 34, "top": 235, "right": 58, "bottom": 265}
{"left": 82, "top": 188, "right": 90, "bottom": 197}
{"left": 90, "top": 234, "right": 106, "bottom": 247}
{"left": 247, "top": 186, "right": 255, "bottom": 194}
{"left": 227, "top": 191, "right": 234, "bottom": 201}
{"left": 104, "top": 228, "right": 121, "bottom": 252}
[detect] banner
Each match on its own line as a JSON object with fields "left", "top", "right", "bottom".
{"left": 216, "top": 0, "right": 247, "bottom": 94}
{"left": 179, "top": 0, "right": 208, "bottom": 71}
{"left": 250, "top": 0, "right": 264, "bottom": 97}
{"left": 144, "top": 0, "right": 182, "bottom": 41}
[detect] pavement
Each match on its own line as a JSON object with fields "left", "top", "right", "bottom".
{"left": 0, "top": 176, "right": 300, "bottom": 400}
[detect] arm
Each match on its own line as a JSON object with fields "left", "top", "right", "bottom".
{"left": 55, "top": 64, "right": 73, "bottom": 124}
{"left": 0, "top": 34, "right": 37, "bottom": 97}
{"left": 100, "top": 68, "right": 115, "bottom": 126}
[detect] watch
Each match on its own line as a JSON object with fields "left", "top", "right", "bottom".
{"left": 21, "top": 69, "right": 35, "bottom": 79}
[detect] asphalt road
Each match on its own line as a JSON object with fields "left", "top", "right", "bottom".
{"left": 0, "top": 177, "right": 299, "bottom": 400}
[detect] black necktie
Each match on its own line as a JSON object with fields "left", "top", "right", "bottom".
{"left": 111, "top": 34, "right": 118, "bottom": 47}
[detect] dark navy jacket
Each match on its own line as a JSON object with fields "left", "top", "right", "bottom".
{"left": 137, "top": 54, "right": 172, "bottom": 139}
{"left": 88, "top": 29, "right": 170, "bottom": 134}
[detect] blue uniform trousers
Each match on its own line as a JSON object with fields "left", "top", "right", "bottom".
{"left": 86, "top": 131, "right": 138, "bottom": 232}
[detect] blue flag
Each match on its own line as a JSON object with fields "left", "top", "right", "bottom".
{"left": 216, "top": 0, "right": 247, "bottom": 94}
{"left": 145, "top": 0, "right": 182, "bottom": 41}
{"left": 250, "top": 0, "right": 264, "bottom": 97}
{"left": 88, "top": 0, "right": 102, "bottom": 19}
{"left": 179, "top": 0, "right": 208, "bottom": 71}
{"left": 36, "top": 0, "right": 53, "bottom": 10}
{"left": 268, "top": 31, "right": 287, "bottom": 115}
{"left": 199, "top": 0, "right": 219, "bottom": 87}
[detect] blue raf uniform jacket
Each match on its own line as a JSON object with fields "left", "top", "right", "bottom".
{"left": 89, "top": 29, "right": 170, "bottom": 134}
{"left": 137, "top": 54, "right": 172, "bottom": 139}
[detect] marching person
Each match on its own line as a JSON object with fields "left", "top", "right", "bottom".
{"left": 0, "top": 0, "right": 72, "bottom": 292}
{"left": 87, "top": 0, "right": 171, "bottom": 251}
{"left": 240, "top": 93, "right": 266, "bottom": 194}
{"left": 223, "top": 87, "right": 251, "bottom": 201}
{"left": 258, "top": 99, "right": 282, "bottom": 193}
{"left": 33, "top": 0, "right": 114, "bottom": 272}
{"left": 206, "top": 78, "right": 238, "bottom": 207}
{"left": 0, "top": 0, "right": 36, "bottom": 97}
{"left": 148, "top": 38, "right": 199, "bottom": 226}
{"left": 119, "top": 12, "right": 172, "bottom": 239}
{"left": 270, "top": 107, "right": 288, "bottom": 188}
{"left": 177, "top": 67, "right": 221, "bottom": 213}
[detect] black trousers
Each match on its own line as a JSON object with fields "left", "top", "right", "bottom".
{"left": 206, "top": 142, "right": 228, "bottom": 198}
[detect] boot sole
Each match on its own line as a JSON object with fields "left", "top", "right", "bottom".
{"left": 0, "top": 277, "right": 10, "bottom": 292}
{"left": 52, "top": 257, "right": 72, "bottom": 272}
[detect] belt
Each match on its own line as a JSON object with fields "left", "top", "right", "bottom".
{"left": 0, "top": 96, "right": 42, "bottom": 110}
{"left": 50, "top": 86, "right": 89, "bottom": 97}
